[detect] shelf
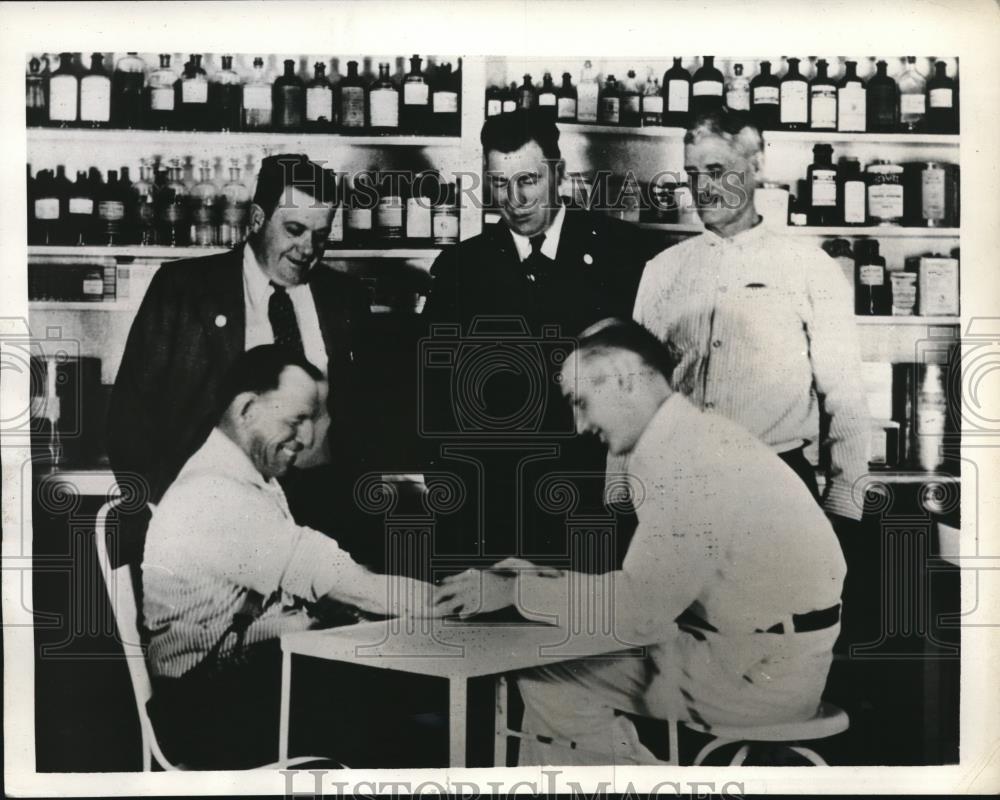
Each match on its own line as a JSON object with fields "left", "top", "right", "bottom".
{"left": 637, "top": 223, "right": 959, "bottom": 238}
{"left": 861, "top": 471, "right": 960, "bottom": 486}
{"left": 855, "top": 316, "right": 959, "bottom": 326}
{"left": 558, "top": 122, "right": 684, "bottom": 138}
{"left": 30, "top": 301, "right": 133, "bottom": 311}
{"left": 27, "top": 127, "right": 462, "bottom": 148}
{"left": 28, "top": 245, "right": 443, "bottom": 261}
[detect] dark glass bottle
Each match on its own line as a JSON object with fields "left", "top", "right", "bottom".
{"left": 620, "top": 70, "right": 642, "bottom": 127}
{"left": 807, "top": 144, "right": 837, "bottom": 225}
{"left": 809, "top": 58, "right": 837, "bottom": 131}
{"left": 338, "top": 60, "right": 366, "bottom": 132}
{"left": 66, "top": 169, "right": 95, "bottom": 245}
{"left": 26, "top": 56, "right": 48, "bottom": 127}
{"left": 146, "top": 54, "right": 178, "bottom": 131}
{"left": 213, "top": 54, "right": 243, "bottom": 132}
{"left": 368, "top": 62, "right": 400, "bottom": 134}
{"left": 898, "top": 56, "right": 927, "bottom": 132}
{"left": 131, "top": 159, "right": 157, "bottom": 245}
{"left": 401, "top": 55, "right": 430, "bottom": 133}
{"left": 837, "top": 156, "right": 867, "bottom": 225}
{"left": 779, "top": 57, "right": 809, "bottom": 129}
{"left": 691, "top": 56, "right": 724, "bottom": 116}
{"left": 641, "top": 69, "right": 662, "bottom": 125}
{"left": 111, "top": 52, "right": 145, "bottom": 129}
{"left": 34, "top": 169, "right": 63, "bottom": 244}
{"left": 517, "top": 73, "right": 536, "bottom": 110}
{"left": 430, "top": 61, "right": 460, "bottom": 136}
{"left": 273, "top": 59, "right": 304, "bottom": 131}
{"left": 177, "top": 54, "right": 209, "bottom": 130}
{"left": 925, "top": 60, "right": 958, "bottom": 134}
{"left": 750, "top": 60, "right": 780, "bottom": 130}
{"left": 158, "top": 159, "right": 189, "bottom": 247}
{"left": 304, "top": 62, "right": 334, "bottom": 132}
{"left": 503, "top": 82, "right": 518, "bottom": 114}
{"left": 662, "top": 57, "right": 691, "bottom": 128}
{"left": 598, "top": 75, "right": 621, "bottom": 125}
{"left": 537, "top": 72, "right": 558, "bottom": 122}
{"left": 854, "top": 238, "right": 889, "bottom": 316}
{"left": 344, "top": 171, "right": 375, "bottom": 246}
{"left": 557, "top": 72, "right": 578, "bottom": 122}
{"left": 48, "top": 52, "right": 79, "bottom": 127}
{"left": 97, "top": 169, "right": 128, "bottom": 246}
{"left": 866, "top": 59, "right": 899, "bottom": 133}
{"left": 485, "top": 83, "right": 504, "bottom": 118}
{"left": 837, "top": 60, "right": 866, "bottom": 132}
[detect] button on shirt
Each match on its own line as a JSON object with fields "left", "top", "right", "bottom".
{"left": 634, "top": 224, "right": 870, "bottom": 519}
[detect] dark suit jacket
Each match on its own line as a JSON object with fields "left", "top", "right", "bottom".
{"left": 420, "top": 208, "right": 658, "bottom": 565}
{"left": 107, "top": 246, "right": 370, "bottom": 507}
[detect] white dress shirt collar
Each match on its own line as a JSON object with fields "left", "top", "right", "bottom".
{"left": 701, "top": 216, "right": 768, "bottom": 249}
{"left": 509, "top": 203, "right": 567, "bottom": 262}
{"left": 629, "top": 392, "right": 690, "bottom": 468}
{"left": 186, "top": 427, "right": 273, "bottom": 491}
{"left": 243, "top": 243, "right": 274, "bottom": 306}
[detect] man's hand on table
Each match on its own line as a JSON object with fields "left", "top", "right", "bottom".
{"left": 433, "top": 567, "right": 517, "bottom": 619}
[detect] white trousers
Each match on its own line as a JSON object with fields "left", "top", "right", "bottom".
{"left": 516, "top": 624, "right": 839, "bottom": 766}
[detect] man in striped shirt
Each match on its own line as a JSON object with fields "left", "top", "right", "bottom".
{"left": 634, "top": 109, "right": 869, "bottom": 523}
{"left": 142, "top": 345, "right": 439, "bottom": 768}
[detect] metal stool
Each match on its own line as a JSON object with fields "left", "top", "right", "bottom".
{"left": 682, "top": 702, "right": 849, "bottom": 766}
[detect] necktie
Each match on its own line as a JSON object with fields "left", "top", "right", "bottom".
{"left": 268, "top": 282, "right": 304, "bottom": 355}
{"left": 523, "top": 233, "right": 550, "bottom": 283}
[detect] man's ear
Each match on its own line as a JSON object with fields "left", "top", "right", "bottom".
{"left": 248, "top": 203, "right": 266, "bottom": 235}
{"left": 232, "top": 391, "right": 258, "bottom": 424}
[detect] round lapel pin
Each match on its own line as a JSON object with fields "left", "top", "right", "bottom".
{"left": 583, "top": 254, "right": 594, "bottom": 265}
{"left": 215, "top": 314, "right": 227, "bottom": 328}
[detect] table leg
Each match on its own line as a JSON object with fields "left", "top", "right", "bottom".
{"left": 278, "top": 649, "right": 291, "bottom": 762}
{"left": 493, "top": 676, "right": 508, "bottom": 767}
{"left": 448, "top": 677, "right": 468, "bottom": 768}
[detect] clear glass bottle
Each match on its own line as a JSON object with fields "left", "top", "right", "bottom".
{"left": 111, "top": 52, "right": 145, "bottom": 129}
{"left": 338, "top": 60, "right": 366, "bottom": 132}
{"left": 402, "top": 55, "right": 430, "bottom": 133}
{"left": 750, "top": 60, "right": 780, "bottom": 130}
{"left": 369, "top": 62, "right": 400, "bottom": 133}
{"left": 662, "top": 57, "right": 692, "bottom": 127}
{"left": 219, "top": 158, "right": 251, "bottom": 247}
{"left": 432, "top": 177, "right": 459, "bottom": 245}
{"left": 273, "top": 59, "right": 304, "bottom": 131}
{"left": 26, "top": 56, "right": 48, "bottom": 127}
{"left": 577, "top": 60, "right": 600, "bottom": 123}
{"left": 725, "top": 62, "right": 750, "bottom": 112}
{"left": 242, "top": 56, "right": 273, "bottom": 131}
{"left": 866, "top": 59, "right": 899, "bottom": 133}
{"left": 178, "top": 53, "right": 209, "bottom": 130}
{"left": 537, "top": 72, "right": 558, "bottom": 121}
{"left": 305, "top": 61, "right": 334, "bottom": 131}
{"left": 598, "top": 74, "right": 621, "bottom": 125}
{"left": 80, "top": 52, "right": 112, "bottom": 127}
{"left": 898, "top": 57, "right": 926, "bottom": 132}
{"left": 97, "top": 168, "right": 128, "bottom": 246}
{"left": 779, "top": 57, "right": 809, "bottom": 129}
{"left": 691, "top": 56, "right": 724, "bottom": 116}
{"left": 158, "top": 159, "right": 189, "bottom": 247}
{"left": 190, "top": 160, "right": 219, "bottom": 247}
{"left": 925, "top": 60, "right": 957, "bottom": 134}
{"left": 212, "top": 54, "right": 243, "bottom": 132}
{"left": 344, "top": 170, "right": 375, "bottom": 245}
{"left": 405, "top": 170, "right": 433, "bottom": 243}
{"left": 809, "top": 58, "right": 837, "bottom": 131}
{"left": 558, "top": 72, "right": 578, "bottom": 122}
{"left": 146, "top": 54, "right": 178, "bottom": 131}
{"left": 620, "top": 70, "right": 642, "bottom": 126}
{"left": 837, "top": 59, "right": 866, "bottom": 132}
{"left": 375, "top": 172, "right": 404, "bottom": 242}
{"left": 132, "top": 158, "right": 157, "bottom": 245}
{"left": 641, "top": 68, "right": 662, "bottom": 125}
{"left": 48, "top": 52, "right": 79, "bottom": 127}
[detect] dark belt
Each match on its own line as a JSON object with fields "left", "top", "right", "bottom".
{"left": 758, "top": 604, "right": 841, "bottom": 635}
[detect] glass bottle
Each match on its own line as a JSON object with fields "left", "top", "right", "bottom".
{"left": 866, "top": 59, "right": 899, "bottom": 133}
{"left": 273, "top": 59, "right": 304, "bottom": 131}
{"left": 304, "top": 61, "right": 334, "bottom": 132}
{"left": 916, "top": 364, "right": 946, "bottom": 471}
{"left": 502, "top": 82, "right": 518, "bottom": 114}
{"left": 146, "top": 54, "right": 178, "bottom": 131}
{"left": 837, "top": 59, "right": 866, "bottom": 132}
{"left": 431, "top": 177, "right": 459, "bottom": 245}
{"left": 242, "top": 56, "right": 273, "bottom": 131}
{"left": 537, "top": 72, "right": 558, "bottom": 121}
{"left": 405, "top": 170, "right": 434, "bottom": 243}
{"left": 158, "top": 159, "right": 189, "bottom": 247}
{"left": 34, "top": 169, "right": 63, "bottom": 244}
{"left": 112, "top": 52, "right": 145, "bottom": 129}
{"left": 925, "top": 60, "right": 957, "bottom": 134}
{"left": 176, "top": 54, "right": 209, "bottom": 130}
{"left": 557, "top": 72, "right": 578, "bottom": 122}
{"left": 691, "top": 56, "right": 724, "bottom": 116}
{"left": 809, "top": 58, "right": 837, "bottom": 131}
{"left": 97, "top": 168, "right": 127, "bottom": 246}
{"left": 212, "top": 54, "right": 243, "bottom": 132}
{"left": 620, "top": 70, "right": 642, "bottom": 127}
{"left": 344, "top": 171, "right": 375, "bottom": 246}
{"left": 807, "top": 144, "right": 837, "bottom": 226}
{"left": 750, "top": 60, "right": 780, "bottom": 130}
{"left": 641, "top": 68, "right": 662, "bottom": 125}
{"left": 48, "top": 52, "right": 79, "bottom": 127}
{"left": 837, "top": 156, "right": 867, "bottom": 225}
{"left": 338, "top": 60, "right": 366, "bottom": 132}
{"left": 369, "top": 62, "right": 400, "bottom": 133}
{"left": 66, "top": 169, "right": 95, "bottom": 245}
{"left": 485, "top": 83, "right": 504, "bottom": 118}
{"left": 219, "top": 158, "right": 251, "bottom": 247}
{"left": 854, "top": 238, "right": 889, "bottom": 316}
{"left": 401, "top": 55, "right": 430, "bottom": 133}
{"left": 898, "top": 57, "right": 926, "bottom": 132}
{"left": 80, "top": 52, "right": 112, "bottom": 128}
{"left": 431, "top": 60, "right": 460, "bottom": 136}
{"left": 598, "top": 75, "right": 621, "bottom": 125}
{"left": 779, "top": 57, "right": 809, "bottom": 129}
{"left": 132, "top": 158, "right": 157, "bottom": 245}
{"left": 26, "top": 56, "right": 48, "bottom": 127}
{"left": 190, "top": 160, "right": 219, "bottom": 247}
{"left": 577, "top": 60, "right": 600, "bottom": 123}
{"left": 725, "top": 62, "right": 750, "bottom": 111}
{"left": 375, "top": 172, "right": 404, "bottom": 242}
{"left": 662, "top": 57, "right": 692, "bottom": 128}
{"left": 517, "top": 73, "right": 536, "bottom": 110}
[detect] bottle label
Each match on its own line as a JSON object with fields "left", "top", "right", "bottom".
{"left": 346, "top": 207, "right": 372, "bottom": 231}
{"left": 859, "top": 264, "right": 885, "bottom": 286}
{"left": 810, "top": 87, "right": 837, "bottom": 128}
{"left": 844, "top": 181, "right": 866, "bottom": 223}
{"left": 838, "top": 84, "right": 866, "bottom": 130}
{"left": 502, "top": 99, "right": 517, "bottom": 113}
{"left": 83, "top": 276, "right": 104, "bottom": 296}
{"left": 599, "top": 96, "right": 620, "bottom": 123}
{"left": 182, "top": 79, "right": 208, "bottom": 104}
{"left": 692, "top": 80, "right": 723, "bottom": 97}
{"left": 641, "top": 95, "right": 663, "bottom": 113}
{"left": 432, "top": 208, "right": 459, "bottom": 242}
{"left": 891, "top": 273, "right": 918, "bottom": 314}
{"left": 376, "top": 198, "right": 404, "bottom": 236}
{"left": 80, "top": 77, "right": 111, "bottom": 121}
{"left": 901, "top": 93, "right": 926, "bottom": 116}
{"left": 919, "top": 258, "right": 959, "bottom": 315}
{"left": 341, "top": 87, "right": 365, "bottom": 126}
{"left": 929, "top": 88, "right": 953, "bottom": 109}
{"left": 406, "top": 198, "right": 432, "bottom": 238}
{"left": 244, "top": 85, "right": 272, "bottom": 110}
{"left": 404, "top": 82, "right": 429, "bottom": 106}
{"left": 151, "top": 85, "right": 176, "bottom": 111}
{"left": 306, "top": 86, "right": 333, "bottom": 121}
{"left": 921, "top": 168, "right": 947, "bottom": 221}
{"left": 726, "top": 85, "right": 749, "bottom": 111}
{"left": 370, "top": 88, "right": 399, "bottom": 128}
{"left": 34, "top": 198, "right": 59, "bottom": 220}
{"left": 486, "top": 98, "right": 502, "bottom": 116}
{"left": 557, "top": 97, "right": 578, "bottom": 118}
{"left": 577, "top": 84, "right": 599, "bottom": 121}
{"left": 780, "top": 82, "right": 808, "bottom": 122}
{"left": 623, "top": 94, "right": 641, "bottom": 115}
{"left": 752, "top": 85, "right": 779, "bottom": 106}
{"left": 811, "top": 170, "right": 837, "bottom": 206}
{"left": 538, "top": 92, "right": 557, "bottom": 107}
{"left": 867, "top": 184, "right": 904, "bottom": 220}
{"left": 667, "top": 80, "right": 689, "bottom": 111}
{"left": 433, "top": 91, "right": 459, "bottom": 113}
{"left": 69, "top": 197, "right": 94, "bottom": 215}
{"left": 49, "top": 75, "right": 78, "bottom": 120}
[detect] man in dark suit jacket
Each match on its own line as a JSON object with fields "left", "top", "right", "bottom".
{"left": 422, "top": 109, "right": 659, "bottom": 571}
{"left": 108, "top": 155, "right": 370, "bottom": 553}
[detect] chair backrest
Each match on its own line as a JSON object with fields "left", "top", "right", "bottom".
{"left": 95, "top": 500, "right": 176, "bottom": 771}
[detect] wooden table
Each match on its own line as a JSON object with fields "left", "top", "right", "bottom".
{"left": 278, "top": 618, "right": 634, "bottom": 767}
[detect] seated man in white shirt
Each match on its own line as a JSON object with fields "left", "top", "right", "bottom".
{"left": 435, "top": 318, "right": 847, "bottom": 765}
{"left": 143, "top": 345, "right": 440, "bottom": 769}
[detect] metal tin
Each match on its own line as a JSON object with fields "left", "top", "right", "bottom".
{"left": 865, "top": 160, "right": 905, "bottom": 225}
